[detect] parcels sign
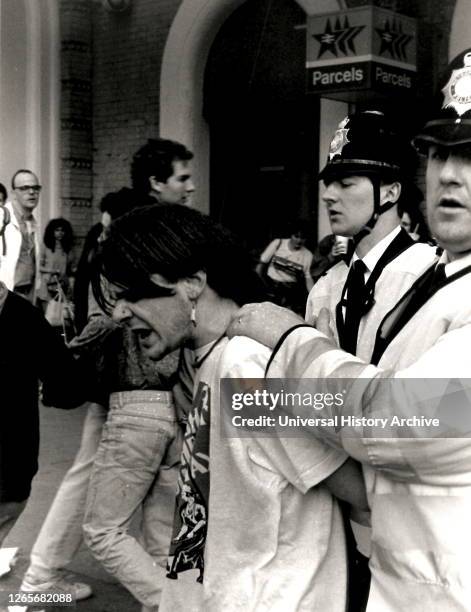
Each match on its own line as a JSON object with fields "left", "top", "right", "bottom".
{"left": 306, "top": 7, "right": 416, "bottom": 97}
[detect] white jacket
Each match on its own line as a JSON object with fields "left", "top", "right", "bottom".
{"left": 305, "top": 240, "right": 437, "bottom": 362}
{"left": 269, "top": 252, "right": 471, "bottom": 611}
{"left": 0, "top": 201, "right": 41, "bottom": 293}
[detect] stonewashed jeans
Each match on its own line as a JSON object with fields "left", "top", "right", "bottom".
{"left": 23, "top": 402, "right": 107, "bottom": 584}
{"left": 83, "top": 391, "right": 181, "bottom": 611}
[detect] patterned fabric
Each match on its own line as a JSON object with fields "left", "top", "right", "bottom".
{"left": 160, "top": 337, "right": 348, "bottom": 612}
{"left": 166, "top": 382, "right": 210, "bottom": 583}
{"left": 261, "top": 238, "right": 313, "bottom": 284}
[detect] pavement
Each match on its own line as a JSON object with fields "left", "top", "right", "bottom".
{"left": 1, "top": 404, "right": 140, "bottom": 612}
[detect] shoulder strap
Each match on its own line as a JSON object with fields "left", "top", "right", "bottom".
{"left": 0, "top": 206, "right": 10, "bottom": 256}
{"left": 267, "top": 238, "right": 283, "bottom": 264}
{"left": 336, "top": 229, "right": 414, "bottom": 352}
{"left": 362, "top": 229, "right": 415, "bottom": 311}
{"left": 371, "top": 263, "right": 471, "bottom": 365}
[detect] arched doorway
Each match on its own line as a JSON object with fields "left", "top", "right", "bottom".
{"left": 203, "top": 0, "right": 319, "bottom": 251}
{"left": 160, "top": 0, "right": 344, "bottom": 221}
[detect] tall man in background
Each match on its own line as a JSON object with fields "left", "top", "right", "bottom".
{"left": 0, "top": 169, "right": 42, "bottom": 302}
{"left": 131, "top": 138, "right": 195, "bottom": 206}
{"left": 21, "top": 138, "right": 196, "bottom": 604}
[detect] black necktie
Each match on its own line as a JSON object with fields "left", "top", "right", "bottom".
{"left": 429, "top": 263, "right": 446, "bottom": 294}
{"left": 341, "top": 259, "right": 367, "bottom": 355}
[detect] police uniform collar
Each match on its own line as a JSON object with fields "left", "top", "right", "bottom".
{"left": 439, "top": 250, "right": 471, "bottom": 278}
{"left": 353, "top": 225, "right": 402, "bottom": 275}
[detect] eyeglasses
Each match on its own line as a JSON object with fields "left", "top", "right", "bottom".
{"left": 14, "top": 185, "right": 42, "bottom": 193}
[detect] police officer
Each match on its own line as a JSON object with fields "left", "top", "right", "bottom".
{"left": 303, "top": 111, "right": 436, "bottom": 612}
{"left": 228, "top": 47, "right": 471, "bottom": 612}
{"left": 306, "top": 110, "right": 436, "bottom": 362}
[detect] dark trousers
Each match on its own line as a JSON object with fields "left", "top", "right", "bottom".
{"left": 14, "top": 283, "right": 34, "bottom": 303}
{"left": 341, "top": 502, "right": 371, "bottom": 612}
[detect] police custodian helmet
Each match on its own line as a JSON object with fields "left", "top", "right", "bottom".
{"left": 414, "top": 48, "right": 471, "bottom": 151}
{"left": 319, "top": 110, "right": 418, "bottom": 243}
{"left": 319, "top": 110, "right": 417, "bottom": 184}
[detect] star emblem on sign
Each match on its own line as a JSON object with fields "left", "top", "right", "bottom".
{"left": 442, "top": 52, "right": 471, "bottom": 117}
{"left": 375, "top": 18, "right": 412, "bottom": 61}
{"left": 313, "top": 16, "right": 365, "bottom": 59}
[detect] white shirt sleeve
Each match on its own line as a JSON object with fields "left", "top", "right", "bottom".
{"left": 268, "top": 325, "right": 471, "bottom": 486}
{"left": 221, "top": 336, "right": 348, "bottom": 493}
{"left": 259, "top": 239, "right": 281, "bottom": 264}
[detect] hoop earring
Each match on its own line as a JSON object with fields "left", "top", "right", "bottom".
{"left": 190, "top": 301, "right": 197, "bottom": 327}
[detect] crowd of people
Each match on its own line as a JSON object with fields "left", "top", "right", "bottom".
{"left": 1, "top": 47, "right": 471, "bottom": 612}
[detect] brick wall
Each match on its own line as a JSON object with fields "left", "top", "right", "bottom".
{"left": 91, "top": 0, "right": 182, "bottom": 214}
{"left": 59, "top": 0, "right": 456, "bottom": 237}
{"left": 60, "top": 0, "right": 93, "bottom": 243}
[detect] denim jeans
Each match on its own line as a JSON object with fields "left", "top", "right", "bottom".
{"left": 83, "top": 391, "right": 180, "bottom": 609}
{"left": 24, "top": 402, "right": 107, "bottom": 583}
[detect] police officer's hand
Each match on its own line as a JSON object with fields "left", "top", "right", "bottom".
{"left": 227, "top": 302, "right": 304, "bottom": 348}
{"left": 311, "top": 307, "right": 332, "bottom": 338}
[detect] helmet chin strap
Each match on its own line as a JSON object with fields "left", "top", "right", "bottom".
{"left": 351, "top": 176, "right": 396, "bottom": 248}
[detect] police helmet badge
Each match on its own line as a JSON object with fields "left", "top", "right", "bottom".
{"left": 328, "top": 117, "right": 350, "bottom": 160}
{"left": 442, "top": 51, "right": 471, "bottom": 117}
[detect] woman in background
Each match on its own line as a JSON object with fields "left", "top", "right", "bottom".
{"left": 257, "top": 220, "right": 314, "bottom": 315}
{"left": 37, "top": 217, "right": 75, "bottom": 311}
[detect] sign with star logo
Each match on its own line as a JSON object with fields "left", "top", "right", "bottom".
{"left": 306, "top": 7, "right": 416, "bottom": 100}
{"left": 375, "top": 18, "right": 413, "bottom": 62}
{"left": 313, "top": 16, "right": 365, "bottom": 59}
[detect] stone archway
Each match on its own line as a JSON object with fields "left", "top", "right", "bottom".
{"left": 160, "top": 0, "right": 247, "bottom": 213}
{"left": 159, "top": 0, "right": 343, "bottom": 214}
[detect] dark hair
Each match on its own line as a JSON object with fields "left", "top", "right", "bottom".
{"left": 11, "top": 169, "right": 37, "bottom": 190}
{"left": 43, "top": 217, "right": 74, "bottom": 253}
{"left": 99, "top": 187, "right": 138, "bottom": 220}
{"left": 287, "top": 219, "right": 309, "bottom": 239}
{"left": 0, "top": 183, "right": 7, "bottom": 201}
{"left": 397, "top": 182, "right": 424, "bottom": 217}
{"left": 131, "top": 138, "right": 193, "bottom": 194}
{"left": 397, "top": 183, "right": 433, "bottom": 243}
{"left": 93, "top": 204, "right": 265, "bottom": 313}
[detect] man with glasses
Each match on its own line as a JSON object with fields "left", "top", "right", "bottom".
{"left": 0, "top": 169, "right": 42, "bottom": 302}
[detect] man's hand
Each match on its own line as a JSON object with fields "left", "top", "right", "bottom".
{"left": 226, "top": 302, "right": 305, "bottom": 349}
{"left": 312, "top": 307, "right": 332, "bottom": 338}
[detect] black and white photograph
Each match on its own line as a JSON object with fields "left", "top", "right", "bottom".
{"left": 1, "top": 0, "right": 471, "bottom": 610}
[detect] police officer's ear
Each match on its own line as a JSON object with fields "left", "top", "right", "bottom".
{"left": 379, "top": 181, "right": 401, "bottom": 207}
